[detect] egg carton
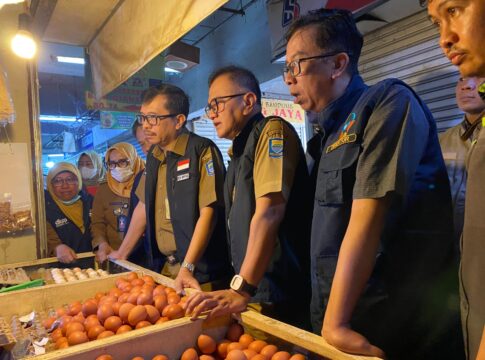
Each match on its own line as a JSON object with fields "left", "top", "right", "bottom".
{"left": 0, "top": 268, "right": 30, "bottom": 285}
{"left": 50, "top": 268, "right": 109, "bottom": 284}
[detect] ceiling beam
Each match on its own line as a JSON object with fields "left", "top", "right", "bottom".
{"left": 30, "top": 0, "right": 57, "bottom": 38}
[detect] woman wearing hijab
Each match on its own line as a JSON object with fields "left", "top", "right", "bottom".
{"left": 77, "top": 150, "right": 106, "bottom": 196}
{"left": 91, "top": 142, "right": 145, "bottom": 262}
{"left": 45, "top": 162, "right": 93, "bottom": 263}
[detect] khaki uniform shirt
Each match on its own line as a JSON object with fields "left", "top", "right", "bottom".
{"left": 136, "top": 131, "right": 223, "bottom": 256}
{"left": 91, "top": 182, "right": 129, "bottom": 250}
{"left": 229, "top": 119, "right": 299, "bottom": 201}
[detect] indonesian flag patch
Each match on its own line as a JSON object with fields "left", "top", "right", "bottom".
{"left": 177, "top": 159, "right": 190, "bottom": 171}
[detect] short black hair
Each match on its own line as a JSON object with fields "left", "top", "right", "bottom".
{"left": 285, "top": 8, "right": 363, "bottom": 75}
{"left": 141, "top": 83, "right": 190, "bottom": 117}
{"left": 208, "top": 65, "right": 262, "bottom": 105}
{"left": 131, "top": 119, "right": 142, "bottom": 137}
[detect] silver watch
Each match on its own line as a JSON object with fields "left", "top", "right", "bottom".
{"left": 181, "top": 261, "right": 195, "bottom": 273}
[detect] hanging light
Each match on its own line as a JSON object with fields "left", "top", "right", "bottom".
{"left": 11, "top": 13, "right": 37, "bottom": 59}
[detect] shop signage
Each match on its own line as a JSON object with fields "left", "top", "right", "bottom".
{"left": 262, "top": 98, "right": 305, "bottom": 123}
{"left": 100, "top": 111, "right": 135, "bottom": 129}
{"left": 267, "top": 0, "right": 384, "bottom": 61}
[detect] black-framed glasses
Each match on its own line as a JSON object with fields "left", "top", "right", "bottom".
{"left": 52, "top": 177, "right": 78, "bottom": 187}
{"left": 106, "top": 158, "right": 130, "bottom": 170}
{"left": 135, "top": 113, "right": 177, "bottom": 126}
{"left": 282, "top": 52, "right": 344, "bottom": 79}
{"left": 204, "top": 93, "right": 247, "bottom": 117}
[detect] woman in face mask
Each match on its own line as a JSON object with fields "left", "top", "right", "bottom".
{"left": 77, "top": 150, "right": 106, "bottom": 196}
{"left": 45, "top": 162, "right": 94, "bottom": 263}
{"left": 91, "top": 142, "right": 145, "bottom": 263}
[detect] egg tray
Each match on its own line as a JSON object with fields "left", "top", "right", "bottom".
{"left": 0, "top": 268, "right": 30, "bottom": 286}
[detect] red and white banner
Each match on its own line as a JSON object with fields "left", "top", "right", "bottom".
{"left": 267, "top": 0, "right": 385, "bottom": 61}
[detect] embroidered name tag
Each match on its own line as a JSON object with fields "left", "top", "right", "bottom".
{"left": 177, "top": 173, "right": 190, "bottom": 182}
{"left": 269, "top": 138, "right": 284, "bottom": 158}
{"left": 55, "top": 218, "right": 68, "bottom": 228}
{"left": 205, "top": 160, "right": 215, "bottom": 176}
{"left": 326, "top": 133, "right": 357, "bottom": 153}
{"left": 177, "top": 159, "right": 190, "bottom": 171}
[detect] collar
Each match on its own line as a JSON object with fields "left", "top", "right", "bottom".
{"left": 317, "top": 75, "right": 368, "bottom": 133}
{"left": 228, "top": 113, "right": 264, "bottom": 158}
{"left": 460, "top": 113, "right": 483, "bottom": 141}
{"left": 152, "top": 129, "right": 190, "bottom": 161}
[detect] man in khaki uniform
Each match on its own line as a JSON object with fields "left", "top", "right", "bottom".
{"left": 185, "top": 66, "right": 311, "bottom": 329}
{"left": 109, "top": 84, "right": 230, "bottom": 293}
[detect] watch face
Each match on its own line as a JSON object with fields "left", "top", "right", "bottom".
{"left": 230, "top": 275, "right": 244, "bottom": 290}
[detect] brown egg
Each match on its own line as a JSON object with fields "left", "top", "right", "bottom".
{"left": 162, "top": 304, "right": 184, "bottom": 320}
{"left": 68, "top": 301, "right": 83, "bottom": 316}
{"left": 119, "top": 303, "right": 136, "bottom": 323}
{"left": 152, "top": 285, "right": 166, "bottom": 297}
{"left": 251, "top": 355, "right": 267, "bottom": 360}
{"left": 137, "top": 292, "right": 153, "bottom": 305}
{"left": 142, "top": 283, "right": 154, "bottom": 293}
{"left": 96, "top": 355, "right": 113, "bottom": 360}
{"left": 99, "top": 295, "right": 117, "bottom": 305}
{"left": 42, "top": 316, "right": 56, "bottom": 329}
{"left": 179, "top": 296, "right": 189, "bottom": 306}
{"left": 155, "top": 317, "right": 170, "bottom": 325}
{"left": 116, "top": 324, "right": 132, "bottom": 334}
{"left": 227, "top": 342, "right": 245, "bottom": 353}
{"left": 88, "top": 325, "right": 106, "bottom": 340}
{"left": 289, "top": 355, "right": 306, "bottom": 360}
{"left": 239, "top": 334, "right": 254, "bottom": 349}
{"left": 142, "top": 275, "right": 155, "bottom": 284}
{"left": 135, "top": 320, "right": 152, "bottom": 329}
{"left": 118, "top": 293, "right": 130, "bottom": 303}
{"left": 164, "top": 287, "right": 176, "bottom": 295}
{"left": 131, "top": 278, "right": 145, "bottom": 287}
{"left": 180, "top": 347, "right": 199, "bottom": 360}
{"left": 226, "top": 349, "right": 248, "bottom": 360}
{"left": 153, "top": 295, "right": 168, "bottom": 313}
{"left": 121, "top": 284, "right": 133, "bottom": 293}
{"left": 95, "top": 292, "right": 106, "bottom": 301}
{"left": 55, "top": 336, "right": 68, "bottom": 348}
{"left": 152, "top": 355, "right": 169, "bottom": 360}
{"left": 84, "top": 315, "right": 100, "bottom": 330}
{"left": 248, "top": 340, "right": 268, "bottom": 353}
{"left": 82, "top": 300, "right": 98, "bottom": 317}
{"left": 126, "top": 272, "right": 139, "bottom": 281}
{"left": 97, "top": 330, "right": 115, "bottom": 340}
{"left": 67, "top": 330, "right": 89, "bottom": 345}
{"left": 59, "top": 316, "right": 73, "bottom": 335}
{"left": 199, "top": 356, "right": 215, "bottom": 360}
{"left": 65, "top": 321, "right": 85, "bottom": 337}
{"left": 51, "top": 328, "right": 63, "bottom": 342}
{"left": 131, "top": 357, "right": 144, "bottom": 360}
{"left": 97, "top": 303, "right": 114, "bottom": 324}
{"left": 104, "top": 316, "right": 122, "bottom": 332}
{"left": 112, "top": 302, "right": 122, "bottom": 316}
{"left": 116, "top": 277, "right": 129, "bottom": 287}
{"left": 128, "top": 305, "right": 147, "bottom": 326}
{"left": 57, "top": 341, "right": 69, "bottom": 349}
{"left": 197, "top": 334, "right": 217, "bottom": 354}
{"left": 72, "top": 312, "right": 85, "bottom": 324}
{"left": 226, "top": 323, "right": 244, "bottom": 342}
{"left": 126, "top": 293, "right": 139, "bottom": 305}
{"left": 109, "top": 287, "right": 123, "bottom": 298}
{"left": 56, "top": 307, "right": 67, "bottom": 317}
{"left": 272, "top": 351, "right": 291, "bottom": 360}
{"left": 243, "top": 349, "right": 257, "bottom": 359}
{"left": 260, "top": 345, "right": 278, "bottom": 359}
{"left": 217, "top": 340, "right": 230, "bottom": 358}
{"left": 167, "top": 293, "right": 180, "bottom": 305}
{"left": 144, "top": 305, "right": 160, "bottom": 323}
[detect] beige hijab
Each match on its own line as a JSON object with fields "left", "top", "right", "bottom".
{"left": 46, "top": 162, "right": 85, "bottom": 232}
{"left": 77, "top": 150, "right": 106, "bottom": 186}
{"left": 105, "top": 142, "right": 145, "bottom": 198}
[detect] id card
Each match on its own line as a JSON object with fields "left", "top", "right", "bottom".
{"left": 117, "top": 214, "right": 128, "bottom": 232}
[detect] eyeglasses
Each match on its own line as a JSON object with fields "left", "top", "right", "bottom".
{"left": 135, "top": 113, "right": 177, "bottom": 126}
{"left": 52, "top": 177, "right": 78, "bottom": 187}
{"left": 282, "top": 52, "right": 344, "bottom": 79}
{"left": 106, "top": 158, "right": 130, "bottom": 170}
{"left": 204, "top": 93, "right": 247, "bottom": 117}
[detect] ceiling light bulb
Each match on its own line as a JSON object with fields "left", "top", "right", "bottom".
{"left": 11, "top": 30, "right": 36, "bottom": 59}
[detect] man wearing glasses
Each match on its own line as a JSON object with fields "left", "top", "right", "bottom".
{"left": 282, "top": 8, "right": 460, "bottom": 359}
{"left": 109, "top": 84, "right": 230, "bottom": 294}
{"left": 185, "top": 66, "right": 312, "bottom": 329}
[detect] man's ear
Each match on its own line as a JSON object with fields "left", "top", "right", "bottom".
{"left": 331, "top": 53, "right": 351, "bottom": 80}
{"left": 175, "top": 114, "right": 187, "bottom": 129}
{"left": 242, "top": 92, "right": 258, "bottom": 115}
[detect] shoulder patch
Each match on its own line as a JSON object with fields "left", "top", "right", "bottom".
{"left": 269, "top": 138, "right": 284, "bottom": 158}
{"left": 205, "top": 159, "right": 215, "bottom": 176}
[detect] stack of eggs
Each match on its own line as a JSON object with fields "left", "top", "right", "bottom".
{"left": 51, "top": 268, "right": 108, "bottom": 284}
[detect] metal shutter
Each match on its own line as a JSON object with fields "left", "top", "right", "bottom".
{"left": 192, "top": 118, "right": 232, "bottom": 167}
{"left": 359, "top": 10, "right": 462, "bottom": 131}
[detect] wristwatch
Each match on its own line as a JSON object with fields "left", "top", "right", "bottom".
{"left": 230, "top": 275, "right": 257, "bottom": 297}
{"left": 181, "top": 261, "right": 195, "bottom": 273}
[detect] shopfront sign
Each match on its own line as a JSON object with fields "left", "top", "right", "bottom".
{"left": 267, "top": 0, "right": 385, "bottom": 61}
{"left": 100, "top": 111, "right": 135, "bottom": 129}
{"left": 262, "top": 98, "right": 305, "bottom": 123}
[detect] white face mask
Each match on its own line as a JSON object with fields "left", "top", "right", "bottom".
{"left": 80, "top": 166, "right": 97, "bottom": 180}
{"left": 110, "top": 167, "right": 133, "bottom": 182}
